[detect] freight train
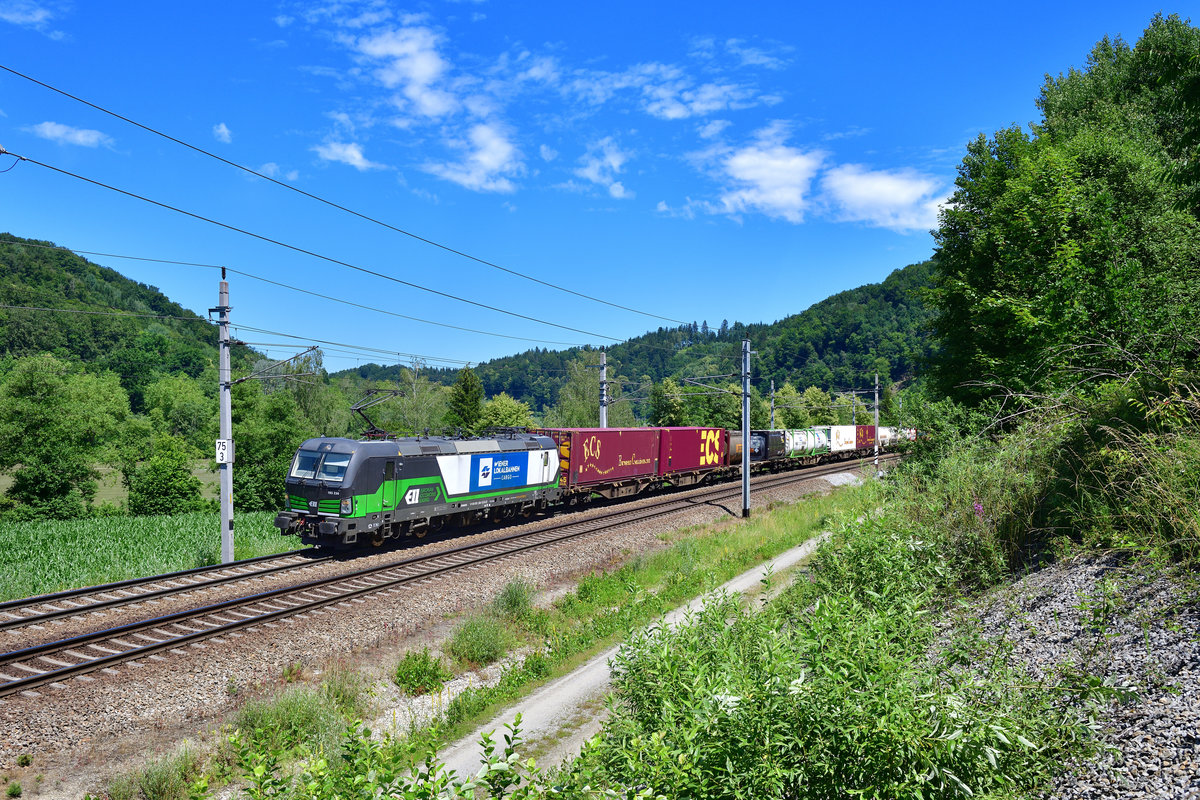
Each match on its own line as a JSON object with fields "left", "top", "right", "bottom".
{"left": 273, "top": 425, "right": 910, "bottom": 547}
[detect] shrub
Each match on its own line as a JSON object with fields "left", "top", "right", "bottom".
{"left": 447, "top": 616, "right": 508, "bottom": 666}
{"left": 393, "top": 647, "right": 452, "bottom": 695}
{"left": 235, "top": 686, "right": 344, "bottom": 755}
{"left": 493, "top": 578, "right": 535, "bottom": 619}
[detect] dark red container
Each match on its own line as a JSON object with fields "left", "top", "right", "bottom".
{"left": 530, "top": 428, "right": 661, "bottom": 488}
{"left": 658, "top": 427, "right": 726, "bottom": 476}
{"left": 855, "top": 425, "right": 877, "bottom": 450}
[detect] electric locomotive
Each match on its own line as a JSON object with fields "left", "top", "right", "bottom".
{"left": 273, "top": 432, "right": 560, "bottom": 546}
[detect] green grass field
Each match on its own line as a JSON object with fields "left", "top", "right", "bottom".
{"left": 0, "top": 510, "right": 303, "bottom": 602}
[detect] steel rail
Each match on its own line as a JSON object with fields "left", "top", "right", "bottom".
{"left": 0, "top": 455, "right": 893, "bottom": 698}
{"left": 0, "top": 551, "right": 336, "bottom": 633}
{"left": 0, "top": 548, "right": 317, "bottom": 613}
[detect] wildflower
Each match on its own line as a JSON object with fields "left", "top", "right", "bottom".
{"left": 973, "top": 497, "right": 984, "bottom": 520}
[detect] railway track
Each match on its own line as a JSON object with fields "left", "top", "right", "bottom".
{"left": 0, "top": 549, "right": 333, "bottom": 633}
{"left": 0, "top": 456, "right": 892, "bottom": 700}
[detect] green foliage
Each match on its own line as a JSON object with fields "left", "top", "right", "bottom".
{"left": 478, "top": 391, "right": 534, "bottom": 430}
{"left": 393, "top": 647, "right": 452, "bottom": 695}
{"left": 493, "top": 578, "right": 535, "bottom": 619}
{"left": 135, "top": 746, "right": 202, "bottom": 800}
{"left": 445, "top": 365, "right": 484, "bottom": 433}
{"left": 235, "top": 686, "right": 346, "bottom": 756}
{"left": 447, "top": 615, "right": 509, "bottom": 667}
{"left": 929, "top": 15, "right": 1200, "bottom": 404}
{"left": 542, "top": 353, "right": 638, "bottom": 428}
{"left": 4, "top": 781, "right": 20, "bottom": 799}
{"left": 0, "top": 353, "right": 132, "bottom": 518}
{"left": 231, "top": 380, "right": 307, "bottom": 512}
{"left": 144, "top": 373, "right": 216, "bottom": 455}
{"left": 126, "top": 435, "right": 209, "bottom": 516}
{"left": 561, "top": 506, "right": 1102, "bottom": 799}
{"left": 648, "top": 377, "right": 686, "bottom": 426}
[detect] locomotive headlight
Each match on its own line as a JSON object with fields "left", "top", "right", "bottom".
{"left": 340, "top": 498, "right": 353, "bottom": 515}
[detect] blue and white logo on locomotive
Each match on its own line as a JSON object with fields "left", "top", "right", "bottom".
{"left": 477, "top": 457, "right": 493, "bottom": 488}
{"left": 470, "top": 453, "right": 526, "bottom": 492}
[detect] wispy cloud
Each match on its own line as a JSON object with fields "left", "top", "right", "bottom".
{"left": 820, "top": 164, "right": 947, "bottom": 233}
{"left": 312, "top": 141, "right": 386, "bottom": 171}
{"left": 0, "top": 0, "right": 67, "bottom": 39}
{"left": 260, "top": 162, "right": 300, "bottom": 181}
{"left": 575, "top": 137, "right": 633, "bottom": 199}
{"left": 213, "top": 122, "right": 233, "bottom": 144}
{"left": 713, "top": 124, "right": 826, "bottom": 223}
{"left": 724, "top": 39, "right": 789, "bottom": 70}
{"left": 25, "top": 121, "right": 113, "bottom": 148}
{"left": 698, "top": 119, "right": 731, "bottom": 139}
{"left": 423, "top": 123, "right": 521, "bottom": 192}
{"left": 568, "top": 62, "right": 760, "bottom": 120}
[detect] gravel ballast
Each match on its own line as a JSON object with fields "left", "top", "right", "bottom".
{"left": 947, "top": 553, "right": 1199, "bottom": 799}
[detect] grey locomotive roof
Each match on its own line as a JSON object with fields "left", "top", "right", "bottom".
{"left": 297, "top": 434, "right": 554, "bottom": 458}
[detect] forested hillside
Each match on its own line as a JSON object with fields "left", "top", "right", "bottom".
{"left": 347, "top": 259, "right": 935, "bottom": 412}
{"left": 0, "top": 234, "right": 256, "bottom": 410}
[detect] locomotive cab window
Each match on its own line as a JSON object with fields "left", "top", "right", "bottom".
{"left": 316, "top": 453, "right": 351, "bottom": 482}
{"left": 289, "top": 450, "right": 322, "bottom": 479}
{"left": 290, "top": 450, "right": 352, "bottom": 483}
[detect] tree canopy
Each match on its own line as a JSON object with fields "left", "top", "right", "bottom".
{"left": 928, "top": 14, "right": 1200, "bottom": 404}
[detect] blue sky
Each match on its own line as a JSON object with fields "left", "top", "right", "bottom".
{"left": 0, "top": 1, "right": 1184, "bottom": 373}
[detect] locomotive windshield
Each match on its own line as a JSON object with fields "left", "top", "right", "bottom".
{"left": 289, "top": 450, "right": 352, "bottom": 483}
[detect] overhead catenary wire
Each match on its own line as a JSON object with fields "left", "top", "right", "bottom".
{"left": 0, "top": 148, "right": 627, "bottom": 342}
{"left": 231, "top": 323, "right": 475, "bottom": 367}
{"left": 0, "top": 63, "right": 686, "bottom": 326}
{"left": 0, "top": 237, "right": 727, "bottom": 360}
{"left": 2, "top": 240, "right": 588, "bottom": 348}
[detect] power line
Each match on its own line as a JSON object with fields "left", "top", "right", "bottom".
{"left": 0, "top": 147, "right": 626, "bottom": 342}
{"left": 0, "top": 63, "right": 686, "bottom": 326}
{"left": 231, "top": 323, "right": 474, "bottom": 367}
{"left": 3, "top": 240, "right": 588, "bottom": 348}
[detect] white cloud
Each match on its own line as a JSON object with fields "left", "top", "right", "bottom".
{"left": 25, "top": 121, "right": 112, "bottom": 148}
{"left": 822, "top": 125, "right": 870, "bottom": 141}
{"left": 539, "top": 144, "right": 558, "bottom": 162}
{"left": 724, "top": 39, "right": 788, "bottom": 70}
{"left": 0, "top": 0, "right": 66, "bottom": 38}
{"left": 357, "top": 26, "right": 458, "bottom": 117}
{"left": 274, "top": 14, "right": 293, "bottom": 27}
{"left": 643, "top": 80, "right": 753, "bottom": 120}
{"left": 820, "top": 164, "right": 947, "bottom": 232}
{"left": 574, "top": 137, "right": 634, "bottom": 199}
{"left": 714, "top": 125, "right": 825, "bottom": 223}
{"left": 260, "top": 162, "right": 299, "bottom": 181}
{"left": 656, "top": 199, "right": 697, "bottom": 220}
{"left": 312, "top": 141, "right": 386, "bottom": 171}
{"left": 569, "top": 62, "right": 758, "bottom": 121}
{"left": 517, "top": 56, "right": 559, "bottom": 85}
{"left": 698, "top": 119, "right": 731, "bottom": 139}
{"left": 423, "top": 123, "right": 521, "bottom": 192}
{"left": 213, "top": 122, "right": 232, "bottom": 143}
